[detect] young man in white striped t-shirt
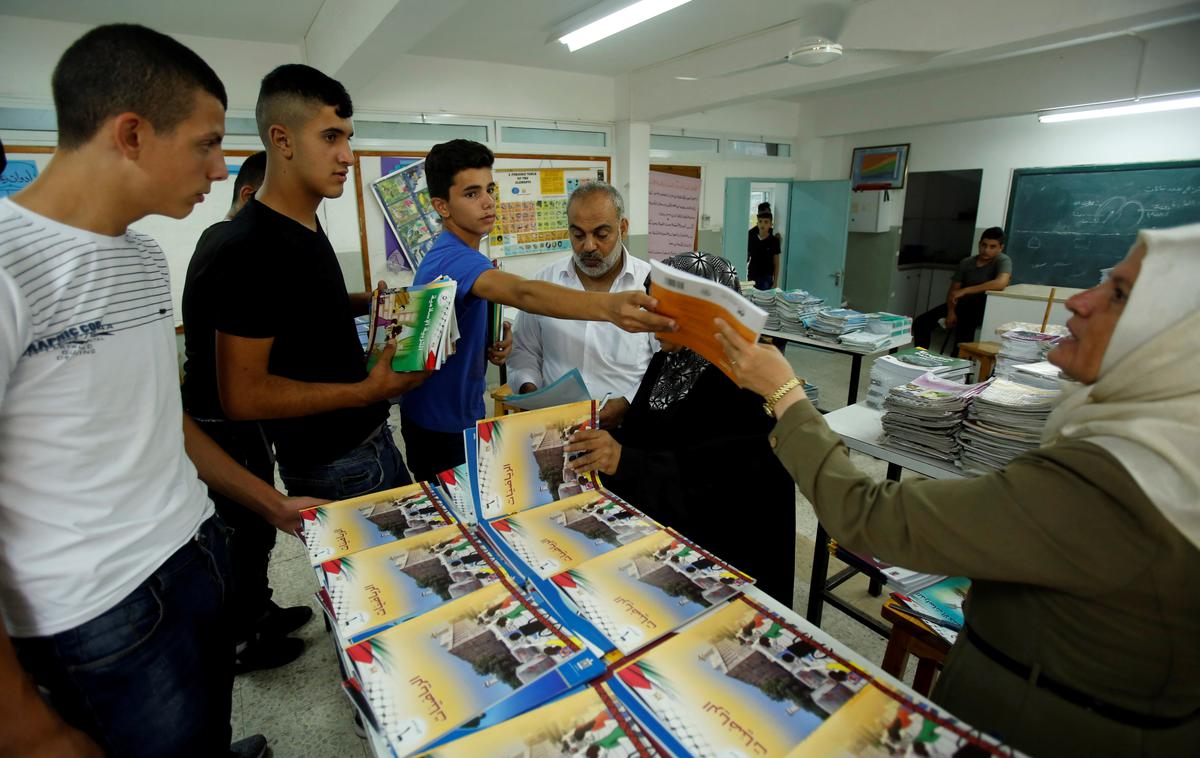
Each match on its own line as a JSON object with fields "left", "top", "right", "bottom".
{"left": 0, "top": 25, "right": 319, "bottom": 757}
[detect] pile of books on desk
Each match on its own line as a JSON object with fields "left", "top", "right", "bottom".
{"left": 960, "top": 377, "right": 1063, "bottom": 473}
{"left": 892, "top": 576, "right": 970, "bottom": 646}
{"left": 864, "top": 348, "right": 973, "bottom": 410}
{"left": 296, "top": 401, "right": 1015, "bottom": 758}
{"left": 808, "top": 307, "right": 868, "bottom": 341}
{"left": 775, "top": 288, "right": 824, "bottom": 333}
{"left": 994, "top": 329, "right": 1061, "bottom": 379}
{"left": 881, "top": 374, "right": 988, "bottom": 462}
{"left": 865, "top": 311, "right": 913, "bottom": 339}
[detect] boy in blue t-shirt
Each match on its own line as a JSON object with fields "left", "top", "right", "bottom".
{"left": 401, "top": 140, "right": 675, "bottom": 480}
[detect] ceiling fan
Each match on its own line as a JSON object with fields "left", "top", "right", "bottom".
{"left": 697, "top": 1, "right": 945, "bottom": 78}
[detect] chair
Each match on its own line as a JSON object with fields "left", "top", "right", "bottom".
{"left": 880, "top": 598, "right": 952, "bottom": 696}
{"left": 956, "top": 341, "right": 1001, "bottom": 382}
{"left": 489, "top": 384, "right": 519, "bottom": 417}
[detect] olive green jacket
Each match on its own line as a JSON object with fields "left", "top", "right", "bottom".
{"left": 773, "top": 399, "right": 1200, "bottom": 757}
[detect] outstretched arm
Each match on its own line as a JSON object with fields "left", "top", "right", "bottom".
{"left": 471, "top": 269, "right": 676, "bottom": 334}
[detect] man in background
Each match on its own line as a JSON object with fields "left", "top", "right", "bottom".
{"left": 508, "top": 182, "right": 656, "bottom": 428}
{"left": 913, "top": 226, "right": 1012, "bottom": 351}
{"left": 747, "top": 201, "right": 782, "bottom": 290}
{"left": 182, "top": 149, "right": 312, "bottom": 676}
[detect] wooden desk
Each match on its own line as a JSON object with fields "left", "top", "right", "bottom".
{"left": 808, "top": 404, "right": 967, "bottom": 637}
{"left": 761, "top": 331, "right": 911, "bottom": 406}
{"left": 957, "top": 340, "right": 1001, "bottom": 382}
{"left": 489, "top": 384, "right": 518, "bottom": 416}
{"left": 881, "top": 598, "right": 952, "bottom": 697}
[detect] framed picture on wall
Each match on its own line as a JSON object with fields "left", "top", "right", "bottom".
{"left": 850, "top": 143, "right": 910, "bottom": 190}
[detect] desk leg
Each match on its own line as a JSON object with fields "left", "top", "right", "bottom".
{"left": 881, "top": 629, "right": 912, "bottom": 680}
{"left": 886, "top": 462, "right": 902, "bottom": 481}
{"left": 868, "top": 576, "right": 883, "bottom": 597}
{"left": 847, "top": 354, "right": 863, "bottom": 406}
{"left": 806, "top": 524, "right": 831, "bottom": 626}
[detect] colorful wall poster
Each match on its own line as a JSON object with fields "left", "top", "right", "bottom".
{"left": 648, "top": 170, "right": 701, "bottom": 261}
{"left": 489, "top": 167, "right": 604, "bottom": 257}
{"left": 849, "top": 144, "right": 910, "bottom": 190}
{"left": 344, "top": 580, "right": 591, "bottom": 755}
{"left": 300, "top": 483, "right": 453, "bottom": 564}
{"left": 550, "top": 530, "right": 751, "bottom": 654}
{"left": 317, "top": 523, "right": 506, "bottom": 643}
{"left": 0, "top": 159, "right": 37, "bottom": 198}
{"left": 474, "top": 401, "right": 597, "bottom": 519}
{"left": 373, "top": 157, "right": 441, "bottom": 272}
{"left": 418, "top": 684, "right": 651, "bottom": 758}
{"left": 490, "top": 490, "right": 661, "bottom": 579}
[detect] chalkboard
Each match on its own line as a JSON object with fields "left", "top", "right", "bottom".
{"left": 1004, "top": 161, "right": 1200, "bottom": 288}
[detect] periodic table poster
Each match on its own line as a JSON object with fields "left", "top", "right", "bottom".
{"left": 489, "top": 167, "right": 604, "bottom": 257}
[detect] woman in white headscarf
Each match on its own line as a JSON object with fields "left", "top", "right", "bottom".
{"left": 714, "top": 225, "right": 1200, "bottom": 757}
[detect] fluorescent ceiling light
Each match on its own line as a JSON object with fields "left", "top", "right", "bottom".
{"left": 558, "top": 0, "right": 694, "bottom": 52}
{"left": 1038, "top": 94, "right": 1200, "bottom": 123}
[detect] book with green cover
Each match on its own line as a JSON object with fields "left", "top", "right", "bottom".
{"left": 366, "top": 279, "right": 459, "bottom": 372}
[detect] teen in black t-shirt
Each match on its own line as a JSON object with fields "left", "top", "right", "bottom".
{"left": 747, "top": 208, "right": 782, "bottom": 289}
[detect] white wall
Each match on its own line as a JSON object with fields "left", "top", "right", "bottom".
{"left": 812, "top": 108, "right": 1200, "bottom": 229}
{"left": 655, "top": 100, "right": 800, "bottom": 140}
{"left": 0, "top": 15, "right": 302, "bottom": 112}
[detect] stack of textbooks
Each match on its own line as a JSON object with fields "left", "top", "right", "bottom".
{"left": 864, "top": 349, "right": 973, "bottom": 410}
{"left": 1012, "top": 359, "right": 1066, "bottom": 390}
{"left": 994, "top": 329, "right": 1060, "bottom": 379}
{"left": 865, "top": 311, "right": 913, "bottom": 339}
{"left": 775, "top": 288, "right": 824, "bottom": 333}
{"left": 960, "top": 377, "right": 1063, "bottom": 473}
{"left": 808, "top": 307, "right": 868, "bottom": 341}
{"left": 366, "top": 279, "right": 460, "bottom": 372}
{"left": 881, "top": 374, "right": 988, "bottom": 462}
{"left": 892, "top": 576, "right": 970, "bottom": 645}
{"left": 838, "top": 330, "right": 893, "bottom": 351}
{"left": 295, "top": 399, "right": 1015, "bottom": 757}
{"left": 746, "top": 287, "right": 780, "bottom": 330}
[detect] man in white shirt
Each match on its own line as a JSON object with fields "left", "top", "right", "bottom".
{"left": 508, "top": 183, "right": 656, "bottom": 428}
{"left": 0, "top": 24, "right": 316, "bottom": 757}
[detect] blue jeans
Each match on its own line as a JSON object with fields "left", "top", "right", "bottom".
{"left": 278, "top": 424, "right": 411, "bottom": 500}
{"left": 753, "top": 275, "right": 775, "bottom": 290}
{"left": 13, "top": 516, "right": 234, "bottom": 757}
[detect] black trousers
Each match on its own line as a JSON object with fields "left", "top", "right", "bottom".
{"left": 194, "top": 418, "right": 277, "bottom": 644}
{"left": 401, "top": 414, "right": 467, "bottom": 483}
{"left": 913, "top": 294, "right": 986, "bottom": 351}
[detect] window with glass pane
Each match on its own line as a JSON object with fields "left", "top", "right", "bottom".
{"left": 502, "top": 126, "right": 606, "bottom": 147}
{"left": 650, "top": 134, "right": 720, "bottom": 153}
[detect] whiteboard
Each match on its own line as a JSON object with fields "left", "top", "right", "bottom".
{"left": 355, "top": 153, "right": 611, "bottom": 290}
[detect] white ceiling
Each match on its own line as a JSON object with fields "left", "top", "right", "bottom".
{"left": 4, "top": 0, "right": 1198, "bottom": 122}
{"left": 0, "top": 0, "right": 326, "bottom": 44}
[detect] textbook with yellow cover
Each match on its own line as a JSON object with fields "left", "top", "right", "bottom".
{"left": 549, "top": 529, "right": 750, "bottom": 655}
{"left": 299, "top": 483, "right": 453, "bottom": 564}
{"left": 344, "top": 580, "right": 601, "bottom": 755}
{"left": 474, "top": 401, "right": 597, "bottom": 520}
{"left": 489, "top": 490, "right": 661, "bottom": 580}
{"left": 610, "top": 596, "right": 1009, "bottom": 757}
{"left": 316, "top": 523, "right": 506, "bottom": 643}
{"left": 417, "top": 683, "right": 652, "bottom": 758}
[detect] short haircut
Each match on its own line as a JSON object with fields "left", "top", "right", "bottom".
{"left": 757, "top": 202, "right": 772, "bottom": 214}
{"left": 981, "top": 226, "right": 1006, "bottom": 245}
{"left": 231, "top": 151, "right": 266, "bottom": 205}
{"left": 255, "top": 64, "right": 352, "bottom": 145}
{"left": 568, "top": 182, "right": 625, "bottom": 224}
{"left": 425, "top": 140, "right": 494, "bottom": 200}
{"left": 757, "top": 210, "right": 773, "bottom": 220}
{"left": 52, "top": 24, "right": 227, "bottom": 150}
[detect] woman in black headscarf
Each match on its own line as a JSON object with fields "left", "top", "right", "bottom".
{"left": 565, "top": 252, "right": 796, "bottom": 604}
